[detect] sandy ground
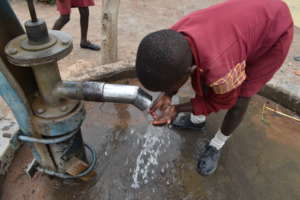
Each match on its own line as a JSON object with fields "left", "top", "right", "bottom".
{"left": 284, "top": 0, "right": 300, "bottom": 27}
{"left": 6, "top": 0, "right": 300, "bottom": 96}
{"left": 8, "top": 0, "right": 225, "bottom": 79}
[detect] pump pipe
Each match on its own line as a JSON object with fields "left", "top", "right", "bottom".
{"left": 54, "top": 81, "right": 153, "bottom": 111}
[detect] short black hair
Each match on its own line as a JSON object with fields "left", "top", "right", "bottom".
{"left": 136, "top": 29, "right": 192, "bottom": 91}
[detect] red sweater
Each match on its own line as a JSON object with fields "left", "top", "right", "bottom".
{"left": 171, "top": 0, "right": 293, "bottom": 115}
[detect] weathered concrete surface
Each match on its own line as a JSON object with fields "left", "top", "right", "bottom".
{"left": 0, "top": 0, "right": 299, "bottom": 196}
{"left": 64, "top": 60, "right": 136, "bottom": 82}
{"left": 1, "top": 79, "right": 300, "bottom": 200}
{"left": 0, "top": 98, "right": 21, "bottom": 175}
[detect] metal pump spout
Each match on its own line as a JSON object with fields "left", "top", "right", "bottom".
{"left": 54, "top": 81, "right": 153, "bottom": 111}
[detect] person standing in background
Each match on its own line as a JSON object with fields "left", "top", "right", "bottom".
{"left": 53, "top": 0, "right": 101, "bottom": 51}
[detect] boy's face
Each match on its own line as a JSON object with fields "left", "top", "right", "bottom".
{"left": 164, "top": 73, "right": 190, "bottom": 94}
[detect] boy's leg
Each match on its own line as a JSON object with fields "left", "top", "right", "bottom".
{"left": 220, "top": 97, "right": 251, "bottom": 136}
{"left": 190, "top": 113, "right": 206, "bottom": 124}
{"left": 78, "top": 7, "right": 100, "bottom": 50}
{"left": 172, "top": 113, "right": 206, "bottom": 130}
{"left": 173, "top": 96, "right": 249, "bottom": 133}
{"left": 197, "top": 26, "right": 293, "bottom": 176}
{"left": 197, "top": 97, "right": 251, "bottom": 176}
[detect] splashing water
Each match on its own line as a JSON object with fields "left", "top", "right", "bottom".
{"left": 131, "top": 113, "right": 171, "bottom": 189}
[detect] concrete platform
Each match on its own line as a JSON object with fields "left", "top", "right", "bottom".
{"left": 1, "top": 0, "right": 299, "bottom": 184}
{"left": 1, "top": 86, "right": 300, "bottom": 200}
{"left": 0, "top": 100, "right": 20, "bottom": 175}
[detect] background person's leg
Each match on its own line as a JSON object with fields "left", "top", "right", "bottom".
{"left": 53, "top": 14, "right": 70, "bottom": 30}
{"left": 78, "top": 7, "right": 89, "bottom": 44}
{"left": 78, "top": 7, "right": 100, "bottom": 50}
{"left": 53, "top": 0, "right": 71, "bottom": 30}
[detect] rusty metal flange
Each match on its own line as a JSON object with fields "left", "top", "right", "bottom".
{"left": 32, "top": 102, "right": 86, "bottom": 137}
{"left": 4, "top": 30, "right": 72, "bottom": 66}
{"left": 32, "top": 97, "right": 79, "bottom": 119}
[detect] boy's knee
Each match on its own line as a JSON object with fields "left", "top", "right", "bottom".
{"left": 60, "top": 15, "right": 70, "bottom": 24}
{"left": 79, "top": 7, "right": 89, "bottom": 16}
{"left": 232, "top": 97, "right": 251, "bottom": 111}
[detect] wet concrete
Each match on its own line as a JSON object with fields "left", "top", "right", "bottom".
{"left": 1, "top": 79, "right": 300, "bottom": 200}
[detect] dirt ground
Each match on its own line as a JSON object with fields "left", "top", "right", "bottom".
{"left": 9, "top": 0, "right": 222, "bottom": 79}
{"left": 7, "top": 0, "right": 300, "bottom": 91}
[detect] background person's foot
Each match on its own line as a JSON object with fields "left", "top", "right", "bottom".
{"left": 294, "top": 56, "right": 300, "bottom": 61}
{"left": 171, "top": 113, "right": 205, "bottom": 130}
{"left": 80, "top": 41, "right": 101, "bottom": 51}
{"left": 197, "top": 144, "right": 221, "bottom": 176}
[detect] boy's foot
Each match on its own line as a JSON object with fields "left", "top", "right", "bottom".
{"left": 171, "top": 113, "right": 205, "bottom": 130}
{"left": 80, "top": 41, "right": 101, "bottom": 51}
{"left": 197, "top": 144, "right": 221, "bottom": 176}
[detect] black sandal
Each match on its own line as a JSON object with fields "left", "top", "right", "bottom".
{"left": 171, "top": 113, "right": 205, "bottom": 130}
{"left": 80, "top": 41, "right": 101, "bottom": 51}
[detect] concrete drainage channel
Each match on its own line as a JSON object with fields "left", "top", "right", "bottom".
{"left": 259, "top": 83, "right": 300, "bottom": 115}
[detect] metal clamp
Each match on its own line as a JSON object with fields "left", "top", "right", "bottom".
{"left": 37, "top": 143, "right": 97, "bottom": 179}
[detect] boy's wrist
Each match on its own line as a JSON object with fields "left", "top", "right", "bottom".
{"left": 164, "top": 90, "right": 177, "bottom": 97}
{"left": 174, "top": 104, "right": 179, "bottom": 114}
{"left": 175, "top": 102, "right": 193, "bottom": 113}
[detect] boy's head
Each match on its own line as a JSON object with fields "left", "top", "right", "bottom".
{"left": 136, "top": 29, "right": 193, "bottom": 93}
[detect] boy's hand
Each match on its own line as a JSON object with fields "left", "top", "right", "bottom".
{"left": 149, "top": 94, "right": 172, "bottom": 119}
{"left": 152, "top": 105, "right": 177, "bottom": 126}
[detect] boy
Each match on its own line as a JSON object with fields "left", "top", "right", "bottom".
{"left": 135, "top": 0, "right": 293, "bottom": 176}
{"left": 53, "top": 0, "right": 100, "bottom": 51}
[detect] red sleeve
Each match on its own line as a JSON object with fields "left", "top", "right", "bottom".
{"left": 191, "top": 86, "right": 241, "bottom": 116}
